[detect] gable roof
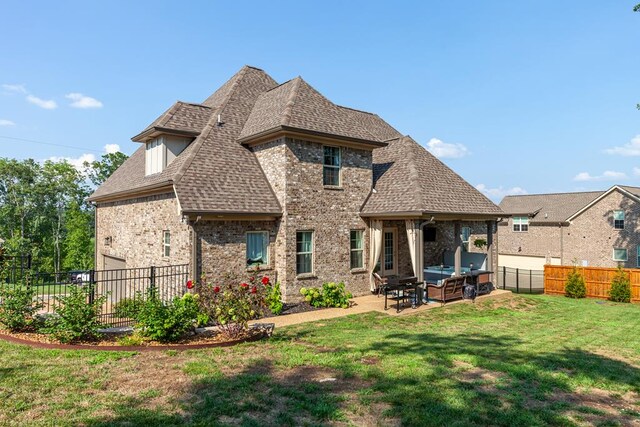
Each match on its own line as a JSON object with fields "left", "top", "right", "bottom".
{"left": 238, "top": 77, "right": 387, "bottom": 147}
{"left": 499, "top": 185, "right": 640, "bottom": 223}
{"left": 361, "top": 136, "right": 503, "bottom": 217}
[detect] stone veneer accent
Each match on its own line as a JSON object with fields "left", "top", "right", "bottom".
{"left": 424, "top": 221, "right": 497, "bottom": 272}
{"left": 497, "top": 189, "right": 640, "bottom": 268}
{"left": 95, "top": 192, "right": 191, "bottom": 270}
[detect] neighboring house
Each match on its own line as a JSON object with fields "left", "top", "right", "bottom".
{"left": 89, "top": 66, "right": 502, "bottom": 301}
{"left": 498, "top": 185, "right": 640, "bottom": 270}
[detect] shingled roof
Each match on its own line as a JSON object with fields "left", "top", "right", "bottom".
{"left": 91, "top": 65, "right": 502, "bottom": 218}
{"left": 499, "top": 185, "right": 640, "bottom": 223}
{"left": 238, "top": 77, "right": 387, "bottom": 146}
{"left": 361, "top": 136, "right": 503, "bottom": 217}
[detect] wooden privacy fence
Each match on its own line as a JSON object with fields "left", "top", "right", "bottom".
{"left": 544, "top": 265, "right": 640, "bottom": 303}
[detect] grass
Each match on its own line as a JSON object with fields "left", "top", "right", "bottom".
{"left": 0, "top": 294, "right": 639, "bottom": 426}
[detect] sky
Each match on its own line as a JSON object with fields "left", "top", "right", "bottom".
{"left": 0, "top": 1, "right": 638, "bottom": 202}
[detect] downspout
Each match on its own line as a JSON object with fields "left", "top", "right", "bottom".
{"left": 94, "top": 203, "right": 98, "bottom": 270}
{"left": 559, "top": 222, "right": 563, "bottom": 265}
{"left": 190, "top": 215, "right": 201, "bottom": 282}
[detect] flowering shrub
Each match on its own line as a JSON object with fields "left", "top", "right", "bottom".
{"left": 300, "top": 282, "right": 352, "bottom": 309}
{"left": 196, "top": 273, "right": 270, "bottom": 339}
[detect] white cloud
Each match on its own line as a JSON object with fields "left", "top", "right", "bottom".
{"left": 476, "top": 184, "right": 527, "bottom": 202}
{"left": 573, "top": 170, "right": 627, "bottom": 182}
{"left": 425, "top": 138, "right": 470, "bottom": 159}
{"left": 104, "top": 143, "right": 120, "bottom": 154}
{"left": 605, "top": 135, "right": 640, "bottom": 156}
{"left": 2, "top": 83, "right": 27, "bottom": 94}
{"left": 48, "top": 153, "right": 96, "bottom": 171}
{"left": 65, "top": 93, "right": 103, "bottom": 109}
{"left": 0, "top": 119, "right": 15, "bottom": 126}
{"left": 26, "top": 95, "right": 57, "bottom": 110}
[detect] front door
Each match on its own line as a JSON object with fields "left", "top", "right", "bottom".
{"left": 382, "top": 228, "right": 397, "bottom": 276}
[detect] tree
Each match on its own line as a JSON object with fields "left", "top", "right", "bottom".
{"left": 565, "top": 266, "right": 587, "bottom": 298}
{"left": 609, "top": 265, "right": 632, "bottom": 303}
{"left": 84, "top": 152, "right": 128, "bottom": 187}
{"left": 63, "top": 201, "right": 94, "bottom": 270}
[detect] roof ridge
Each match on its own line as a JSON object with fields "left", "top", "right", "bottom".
{"left": 176, "top": 100, "right": 212, "bottom": 109}
{"left": 503, "top": 190, "right": 604, "bottom": 198}
{"left": 173, "top": 67, "right": 250, "bottom": 187}
{"left": 404, "top": 137, "right": 424, "bottom": 210}
{"left": 336, "top": 104, "right": 375, "bottom": 115}
{"left": 281, "top": 77, "right": 302, "bottom": 126}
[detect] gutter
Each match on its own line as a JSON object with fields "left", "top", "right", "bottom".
{"left": 88, "top": 181, "right": 174, "bottom": 203}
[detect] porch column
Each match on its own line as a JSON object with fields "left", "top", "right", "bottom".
{"left": 486, "top": 220, "right": 494, "bottom": 273}
{"left": 454, "top": 221, "right": 462, "bottom": 276}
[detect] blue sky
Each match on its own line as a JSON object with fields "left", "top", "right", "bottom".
{"left": 0, "top": 1, "right": 638, "bottom": 202}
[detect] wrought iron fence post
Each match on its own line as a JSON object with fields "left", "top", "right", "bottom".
{"left": 503, "top": 266, "right": 506, "bottom": 289}
{"left": 530, "top": 269, "right": 532, "bottom": 294}
{"left": 88, "top": 269, "right": 96, "bottom": 305}
{"left": 516, "top": 268, "right": 519, "bottom": 293}
{"left": 150, "top": 266, "right": 156, "bottom": 295}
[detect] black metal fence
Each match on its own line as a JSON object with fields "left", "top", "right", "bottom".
{"left": 496, "top": 266, "right": 545, "bottom": 294}
{"left": 0, "top": 255, "right": 34, "bottom": 284}
{"left": 0, "top": 264, "right": 190, "bottom": 327}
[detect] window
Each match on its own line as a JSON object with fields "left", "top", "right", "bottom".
{"left": 613, "top": 210, "right": 625, "bottom": 230}
{"left": 350, "top": 230, "right": 364, "bottom": 269}
{"left": 323, "top": 146, "right": 341, "bottom": 186}
{"left": 246, "top": 231, "right": 269, "bottom": 267}
{"left": 613, "top": 248, "right": 628, "bottom": 262}
{"left": 461, "top": 226, "right": 471, "bottom": 252}
{"left": 424, "top": 227, "right": 436, "bottom": 242}
{"left": 513, "top": 217, "right": 529, "bottom": 232}
{"left": 296, "top": 231, "right": 314, "bottom": 275}
{"left": 383, "top": 229, "right": 397, "bottom": 274}
{"left": 145, "top": 136, "right": 191, "bottom": 176}
{"left": 163, "top": 230, "right": 170, "bottom": 257}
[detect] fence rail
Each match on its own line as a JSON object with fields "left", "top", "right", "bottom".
{"left": 544, "top": 265, "right": 640, "bottom": 303}
{"left": 0, "top": 264, "right": 190, "bottom": 327}
{"left": 497, "top": 266, "right": 545, "bottom": 294}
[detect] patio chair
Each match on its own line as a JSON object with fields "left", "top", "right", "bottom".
{"left": 372, "top": 272, "right": 386, "bottom": 296}
{"left": 425, "top": 275, "right": 467, "bottom": 304}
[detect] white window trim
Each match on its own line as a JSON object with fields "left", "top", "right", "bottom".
{"left": 350, "top": 229, "right": 365, "bottom": 270}
{"left": 246, "top": 231, "right": 270, "bottom": 267}
{"left": 296, "top": 230, "right": 315, "bottom": 276}
{"left": 162, "top": 230, "right": 170, "bottom": 257}
{"left": 513, "top": 217, "right": 529, "bottom": 232}
{"left": 613, "top": 248, "right": 628, "bottom": 262}
{"left": 461, "top": 226, "right": 471, "bottom": 252}
{"left": 323, "top": 145, "right": 341, "bottom": 187}
{"left": 613, "top": 210, "right": 625, "bottom": 230}
{"left": 382, "top": 227, "right": 398, "bottom": 276}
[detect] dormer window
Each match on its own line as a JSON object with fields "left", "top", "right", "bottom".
{"left": 145, "top": 136, "right": 191, "bottom": 176}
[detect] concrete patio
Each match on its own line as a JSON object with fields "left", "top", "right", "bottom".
{"left": 252, "top": 289, "right": 512, "bottom": 328}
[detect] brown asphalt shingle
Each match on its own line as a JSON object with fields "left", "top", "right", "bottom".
{"left": 362, "top": 136, "right": 503, "bottom": 216}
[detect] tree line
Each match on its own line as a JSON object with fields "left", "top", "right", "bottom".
{"left": 0, "top": 152, "right": 127, "bottom": 273}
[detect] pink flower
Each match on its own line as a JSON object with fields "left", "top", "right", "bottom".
{"left": 186, "top": 280, "right": 194, "bottom": 289}
{"left": 213, "top": 286, "right": 220, "bottom": 293}
{"left": 261, "top": 276, "right": 270, "bottom": 286}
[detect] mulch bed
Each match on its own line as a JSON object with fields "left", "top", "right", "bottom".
{"left": 0, "top": 325, "right": 273, "bottom": 352}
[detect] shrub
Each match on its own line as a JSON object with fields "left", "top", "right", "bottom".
{"left": 113, "top": 292, "right": 146, "bottom": 319}
{"left": 196, "top": 273, "right": 270, "bottom": 339}
{"left": 134, "top": 292, "right": 202, "bottom": 343}
{"left": 0, "top": 284, "right": 43, "bottom": 331}
{"left": 44, "top": 285, "right": 107, "bottom": 343}
{"left": 117, "top": 333, "right": 146, "bottom": 346}
{"left": 300, "top": 282, "right": 352, "bottom": 309}
{"left": 565, "top": 266, "right": 587, "bottom": 299}
{"left": 609, "top": 266, "right": 631, "bottom": 303}
{"left": 266, "top": 281, "right": 283, "bottom": 315}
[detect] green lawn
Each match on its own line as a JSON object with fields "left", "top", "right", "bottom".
{"left": 0, "top": 294, "right": 639, "bottom": 426}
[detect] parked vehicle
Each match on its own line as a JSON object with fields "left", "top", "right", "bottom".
{"left": 69, "top": 270, "right": 90, "bottom": 285}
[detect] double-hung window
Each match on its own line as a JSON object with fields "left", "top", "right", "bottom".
{"left": 613, "top": 210, "right": 625, "bottom": 230}
{"left": 296, "top": 231, "right": 314, "bottom": 275}
{"left": 513, "top": 217, "right": 529, "bottom": 232}
{"left": 613, "top": 248, "right": 628, "bottom": 262}
{"left": 350, "top": 230, "right": 364, "bottom": 269}
{"left": 323, "top": 146, "right": 341, "bottom": 186}
{"left": 163, "top": 230, "right": 170, "bottom": 257}
{"left": 246, "top": 231, "right": 269, "bottom": 267}
{"left": 461, "top": 227, "right": 471, "bottom": 252}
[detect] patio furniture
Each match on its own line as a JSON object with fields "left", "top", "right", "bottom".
{"left": 464, "top": 270, "right": 494, "bottom": 296}
{"left": 425, "top": 275, "right": 467, "bottom": 303}
{"left": 383, "top": 276, "right": 421, "bottom": 312}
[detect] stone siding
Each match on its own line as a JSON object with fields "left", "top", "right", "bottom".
{"left": 95, "top": 192, "right": 191, "bottom": 270}
{"left": 424, "top": 221, "right": 497, "bottom": 272}
{"left": 497, "top": 189, "right": 640, "bottom": 268}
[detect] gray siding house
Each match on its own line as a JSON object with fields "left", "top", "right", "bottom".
{"left": 89, "top": 66, "right": 502, "bottom": 301}
{"left": 498, "top": 185, "right": 640, "bottom": 270}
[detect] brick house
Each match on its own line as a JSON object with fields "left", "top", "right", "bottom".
{"left": 497, "top": 185, "right": 640, "bottom": 270}
{"left": 89, "top": 66, "right": 502, "bottom": 301}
